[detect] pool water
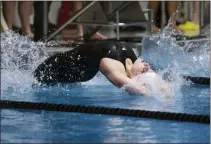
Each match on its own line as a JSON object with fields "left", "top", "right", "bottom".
{"left": 1, "top": 77, "right": 210, "bottom": 143}
{"left": 1, "top": 31, "right": 210, "bottom": 143}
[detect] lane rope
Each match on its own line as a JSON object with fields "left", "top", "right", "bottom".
{"left": 1, "top": 100, "right": 209, "bottom": 124}
{"left": 183, "top": 76, "right": 210, "bottom": 85}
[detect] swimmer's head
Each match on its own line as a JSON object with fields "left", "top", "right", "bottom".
{"left": 131, "top": 58, "right": 150, "bottom": 76}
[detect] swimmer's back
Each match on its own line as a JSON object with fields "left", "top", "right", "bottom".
{"left": 33, "top": 42, "right": 104, "bottom": 84}
{"left": 93, "top": 41, "right": 137, "bottom": 65}
{"left": 34, "top": 41, "right": 137, "bottom": 84}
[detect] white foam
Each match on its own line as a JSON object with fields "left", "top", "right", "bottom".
{"left": 1, "top": 31, "right": 49, "bottom": 95}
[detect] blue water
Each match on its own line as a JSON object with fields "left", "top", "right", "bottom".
{"left": 1, "top": 31, "right": 210, "bottom": 143}
{"left": 1, "top": 82, "right": 210, "bottom": 143}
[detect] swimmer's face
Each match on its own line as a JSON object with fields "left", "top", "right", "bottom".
{"left": 132, "top": 59, "right": 150, "bottom": 76}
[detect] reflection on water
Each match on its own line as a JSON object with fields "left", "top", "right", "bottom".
{"left": 1, "top": 108, "right": 210, "bottom": 143}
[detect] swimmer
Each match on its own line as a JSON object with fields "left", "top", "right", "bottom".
{"left": 33, "top": 41, "right": 169, "bottom": 95}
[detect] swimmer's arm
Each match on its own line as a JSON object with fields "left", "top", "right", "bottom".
{"left": 104, "top": 71, "right": 148, "bottom": 95}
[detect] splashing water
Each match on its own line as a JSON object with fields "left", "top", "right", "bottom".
{"left": 141, "top": 27, "right": 210, "bottom": 77}
{"left": 1, "top": 31, "right": 49, "bottom": 95}
{"left": 138, "top": 7, "right": 210, "bottom": 99}
{"left": 122, "top": 60, "right": 186, "bottom": 102}
{"left": 142, "top": 4, "right": 210, "bottom": 77}
{"left": 0, "top": 31, "right": 112, "bottom": 97}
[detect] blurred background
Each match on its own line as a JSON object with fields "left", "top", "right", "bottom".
{"left": 1, "top": 1, "right": 210, "bottom": 43}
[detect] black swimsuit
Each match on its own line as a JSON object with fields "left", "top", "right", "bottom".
{"left": 33, "top": 41, "right": 138, "bottom": 85}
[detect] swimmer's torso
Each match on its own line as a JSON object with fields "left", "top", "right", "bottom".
{"left": 34, "top": 41, "right": 137, "bottom": 84}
